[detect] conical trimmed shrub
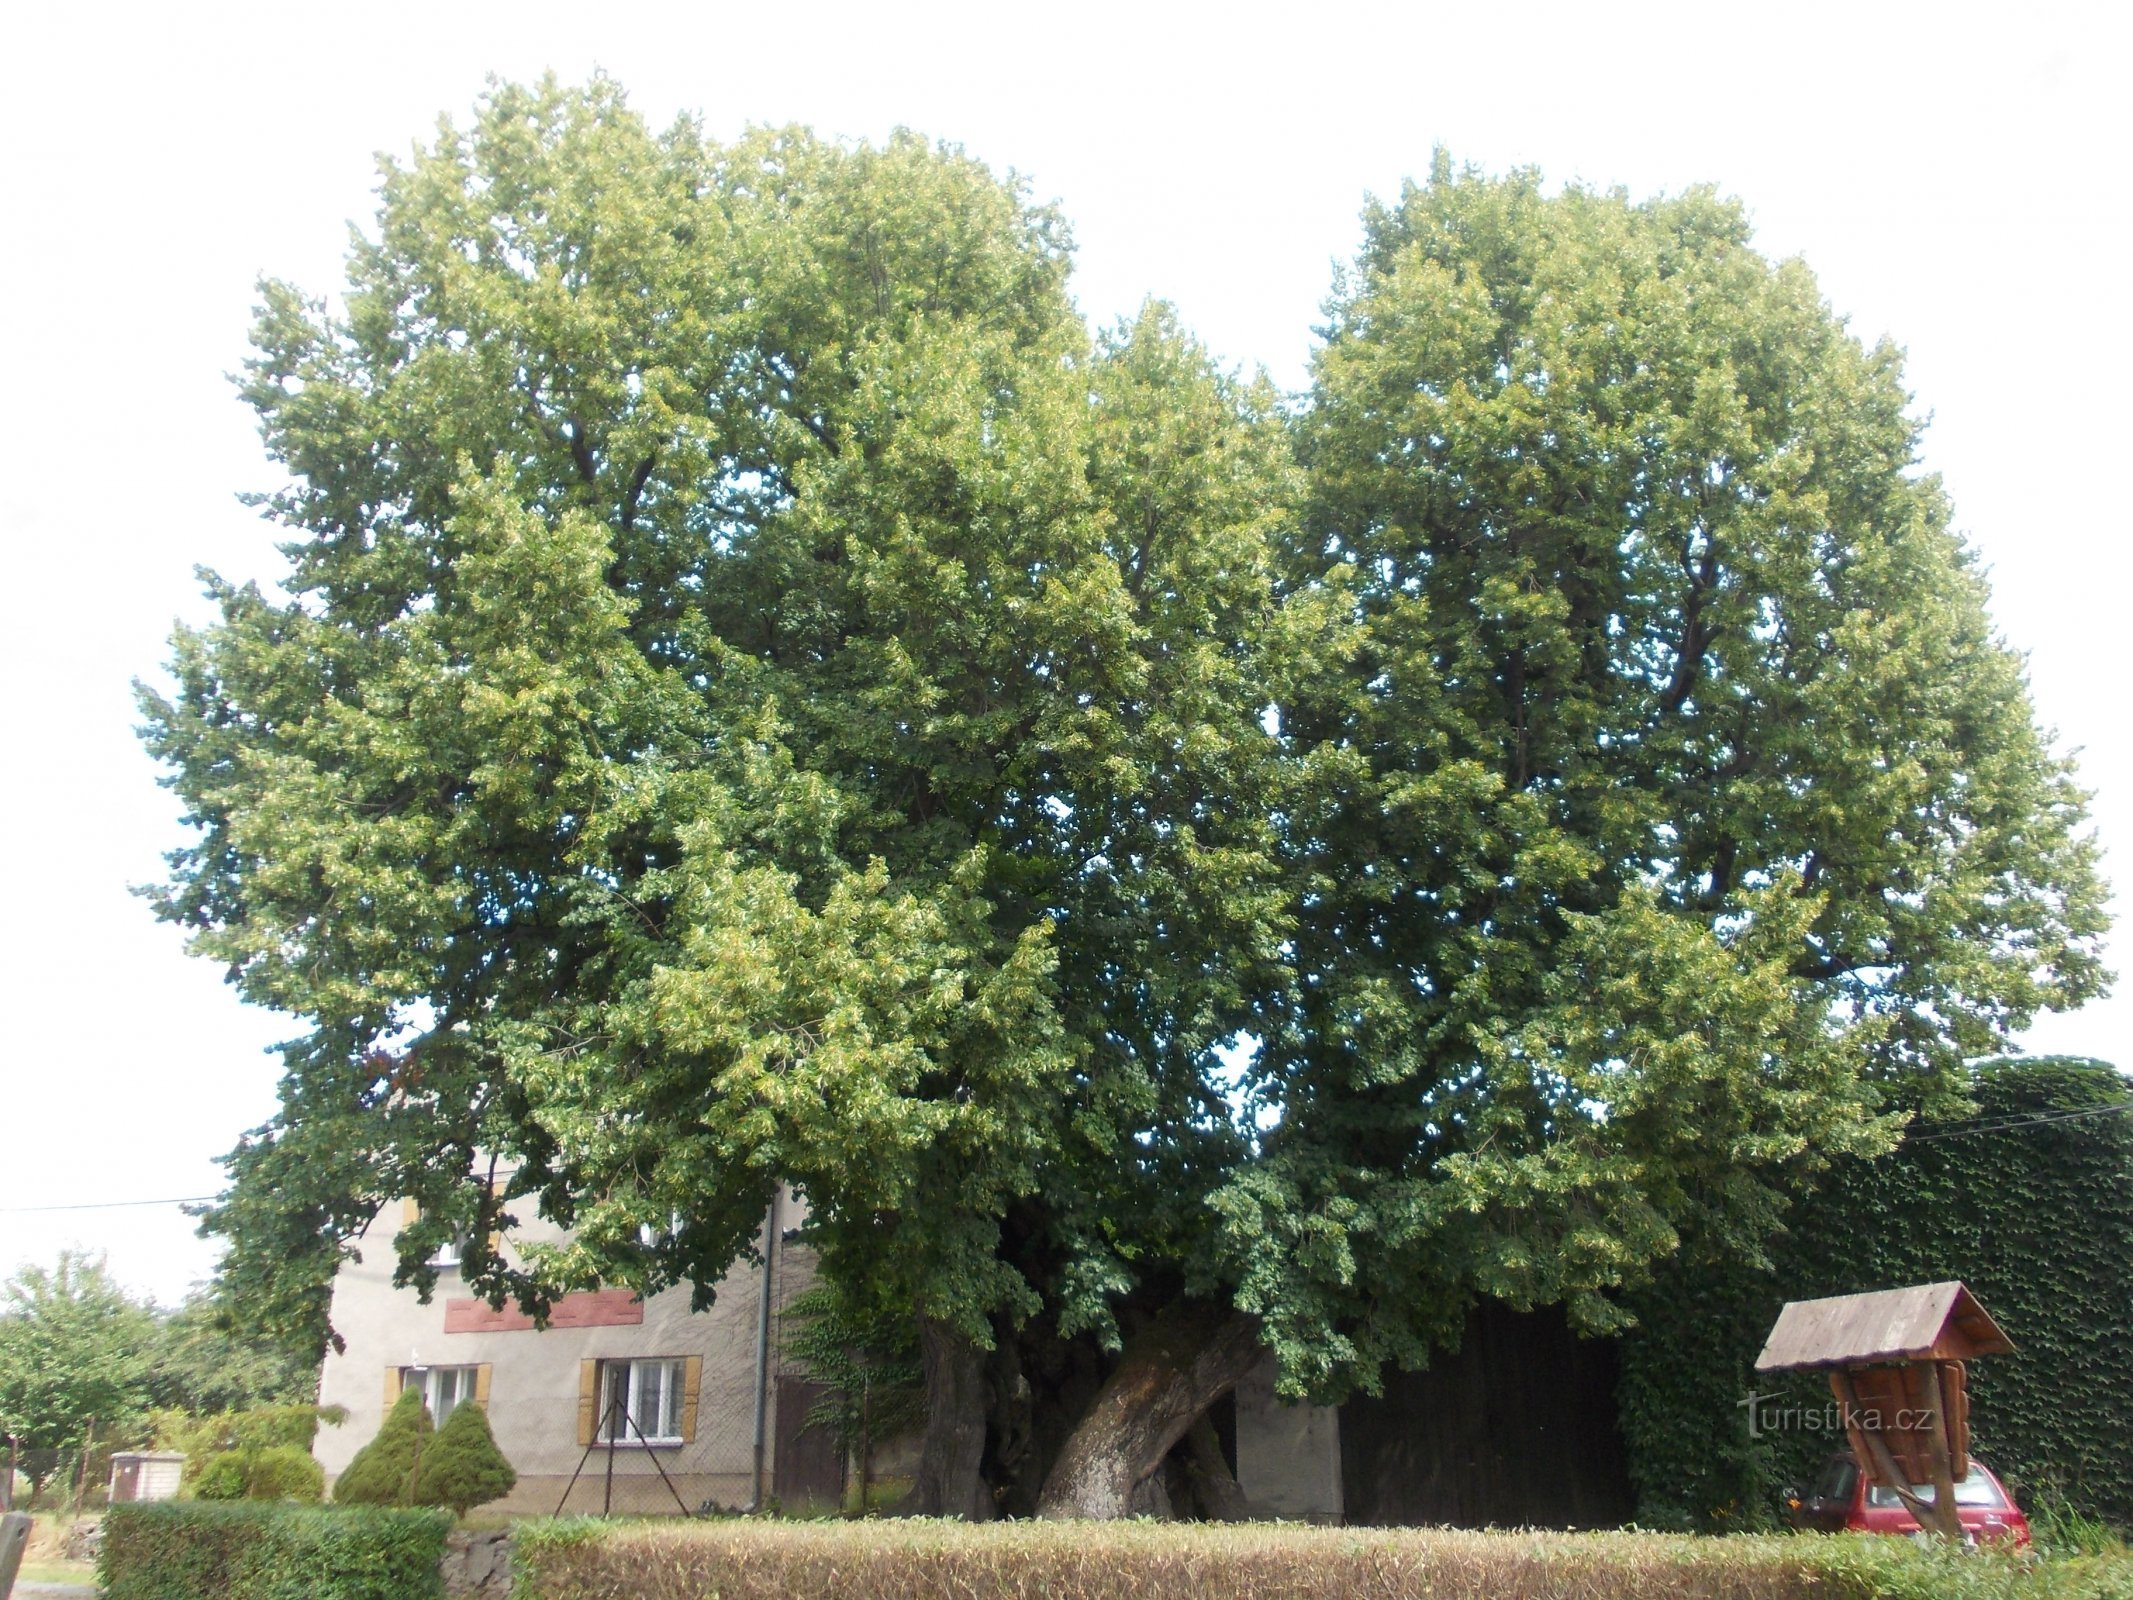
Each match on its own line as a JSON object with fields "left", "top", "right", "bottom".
{"left": 414, "top": 1400, "right": 517, "bottom": 1516}
{"left": 332, "top": 1384, "right": 433, "bottom": 1505}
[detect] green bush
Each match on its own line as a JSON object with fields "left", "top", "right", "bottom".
{"left": 248, "top": 1444, "right": 326, "bottom": 1503}
{"left": 413, "top": 1401, "right": 515, "bottom": 1516}
{"left": 191, "top": 1443, "right": 323, "bottom": 1503}
{"left": 192, "top": 1451, "right": 250, "bottom": 1501}
{"left": 333, "top": 1385, "right": 432, "bottom": 1505}
{"left": 100, "top": 1500, "right": 449, "bottom": 1600}
{"left": 156, "top": 1402, "right": 347, "bottom": 1493}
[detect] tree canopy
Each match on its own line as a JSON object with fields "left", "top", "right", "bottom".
{"left": 141, "top": 82, "right": 2109, "bottom": 1518}
{"left": 1212, "top": 157, "right": 2110, "bottom": 1403}
{"left": 0, "top": 1253, "right": 155, "bottom": 1497}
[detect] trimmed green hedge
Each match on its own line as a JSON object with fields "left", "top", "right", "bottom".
{"left": 100, "top": 1500, "right": 450, "bottom": 1600}
{"left": 509, "top": 1518, "right": 2132, "bottom": 1600}
{"left": 1617, "top": 1056, "right": 2133, "bottom": 1531}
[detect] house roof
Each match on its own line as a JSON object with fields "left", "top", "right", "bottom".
{"left": 1753, "top": 1281, "right": 2014, "bottom": 1372}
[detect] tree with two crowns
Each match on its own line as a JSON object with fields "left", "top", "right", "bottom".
{"left": 141, "top": 86, "right": 2106, "bottom": 1519}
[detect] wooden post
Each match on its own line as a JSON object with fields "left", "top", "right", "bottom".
{"left": 70, "top": 1418, "right": 96, "bottom": 1512}
{"left": 2, "top": 1510, "right": 33, "bottom": 1598}
{"left": 1831, "top": 1372, "right": 1945, "bottom": 1531}
{"left": 1913, "top": 1360, "right": 1965, "bottom": 1541}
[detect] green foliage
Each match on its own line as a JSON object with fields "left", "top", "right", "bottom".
{"left": 0, "top": 1252, "right": 155, "bottom": 1493}
{"left": 1617, "top": 1056, "right": 2133, "bottom": 1531}
{"left": 100, "top": 1500, "right": 448, "bottom": 1600}
{"left": 144, "top": 74, "right": 1293, "bottom": 1371}
{"left": 191, "top": 1452, "right": 248, "bottom": 1500}
{"left": 193, "top": 1444, "right": 325, "bottom": 1503}
{"left": 140, "top": 76, "right": 2106, "bottom": 1491}
{"left": 782, "top": 1280, "right": 926, "bottom": 1454}
{"left": 155, "top": 1402, "right": 345, "bottom": 1470}
{"left": 412, "top": 1401, "right": 515, "bottom": 1516}
{"left": 1220, "top": 154, "right": 2106, "bottom": 1402}
{"left": 147, "top": 1292, "right": 319, "bottom": 1415}
{"left": 331, "top": 1386, "right": 432, "bottom": 1506}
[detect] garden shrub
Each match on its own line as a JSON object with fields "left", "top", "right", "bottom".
{"left": 333, "top": 1385, "right": 432, "bottom": 1505}
{"left": 100, "top": 1500, "right": 448, "bottom": 1600}
{"left": 193, "top": 1443, "right": 324, "bottom": 1503}
{"left": 192, "top": 1451, "right": 250, "bottom": 1501}
{"left": 413, "top": 1401, "right": 515, "bottom": 1516}
{"left": 248, "top": 1444, "right": 327, "bottom": 1502}
{"left": 156, "top": 1402, "right": 346, "bottom": 1493}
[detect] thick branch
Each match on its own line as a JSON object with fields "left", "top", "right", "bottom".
{"left": 618, "top": 452, "right": 658, "bottom": 533}
{"left": 1036, "top": 1302, "right": 1262, "bottom": 1519}
{"left": 564, "top": 417, "right": 598, "bottom": 488}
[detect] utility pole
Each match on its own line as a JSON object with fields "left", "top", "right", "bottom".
{"left": 748, "top": 1190, "right": 778, "bottom": 1511}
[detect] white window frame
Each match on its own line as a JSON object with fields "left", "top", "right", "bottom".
{"left": 599, "top": 1357, "right": 686, "bottom": 1446}
{"left": 405, "top": 1364, "right": 480, "bottom": 1426}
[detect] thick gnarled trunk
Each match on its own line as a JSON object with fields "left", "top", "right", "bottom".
{"left": 1036, "top": 1301, "right": 1262, "bottom": 1519}
{"left": 914, "top": 1314, "right": 996, "bottom": 1520}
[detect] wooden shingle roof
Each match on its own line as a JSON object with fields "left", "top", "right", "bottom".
{"left": 1753, "top": 1281, "right": 2014, "bottom": 1373}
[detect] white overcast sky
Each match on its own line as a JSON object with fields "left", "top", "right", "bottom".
{"left": 2, "top": 1, "right": 2126, "bottom": 1307}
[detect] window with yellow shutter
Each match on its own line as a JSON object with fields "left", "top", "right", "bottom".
{"left": 594, "top": 1357, "right": 691, "bottom": 1445}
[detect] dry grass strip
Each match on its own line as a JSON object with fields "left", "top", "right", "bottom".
{"left": 514, "top": 1518, "right": 1883, "bottom": 1600}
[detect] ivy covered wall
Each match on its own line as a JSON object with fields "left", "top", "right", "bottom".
{"left": 1615, "top": 1056, "right": 2133, "bottom": 1531}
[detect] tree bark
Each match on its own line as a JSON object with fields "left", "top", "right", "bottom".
{"left": 914, "top": 1314, "right": 995, "bottom": 1520}
{"left": 1036, "top": 1302, "right": 1262, "bottom": 1519}
{"left": 1182, "top": 1412, "right": 1251, "bottom": 1521}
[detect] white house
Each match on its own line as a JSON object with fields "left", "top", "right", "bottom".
{"left": 315, "top": 1184, "right": 1344, "bottom": 1519}
{"left": 315, "top": 1186, "right": 832, "bottom": 1515}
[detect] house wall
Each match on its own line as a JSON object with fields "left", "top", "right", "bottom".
{"left": 1234, "top": 1357, "right": 1344, "bottom": 1521}
{"left": 316, "top": 1189, "right": 815, "bottom": 1515}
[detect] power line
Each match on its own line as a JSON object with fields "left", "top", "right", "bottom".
{"left": 0, "top": 1196, "right": 218, "bottom": 1214}
{"left": 1903, "top": 1099, "right": 2133, "bottom": 1144}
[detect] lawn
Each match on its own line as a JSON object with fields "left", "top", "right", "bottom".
{"left": 15, "top": 1558, "right": 96, "bottom": 1586}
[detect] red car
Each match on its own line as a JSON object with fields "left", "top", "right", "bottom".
{"left": 1786, "top": 1453, "right": 2031, "bottom": 1546}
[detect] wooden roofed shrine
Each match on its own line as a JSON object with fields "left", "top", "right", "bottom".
{"left": 1755, "top": 1282, "right": 2014, "bottom": 1540}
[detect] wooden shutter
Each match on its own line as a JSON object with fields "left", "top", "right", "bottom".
{"left": 474, "top": 1363, "right": 493, "bottom": 1408}
{"left": 402, "top": 1197, "right": 420, "bottom": 1229}
{"left": 384, "top": 1366, "right": 404, "bottom": 1410}
{"left": 577, "top": 1360, "right": 601, "bottom": 1447}
{"left": 680, "top": 1356, "right": 703, "bottom": 1443}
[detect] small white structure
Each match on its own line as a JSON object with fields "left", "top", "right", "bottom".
{"left": 108, "top": 1452, "right": 187, "bottom": 1503}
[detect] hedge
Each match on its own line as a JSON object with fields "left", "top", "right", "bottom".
{"left": 509, "top": 1518, "right": 2132, "bottom": 1600}
{"left": 1617, "top": 1056, "right": 2133, "bottom": 1532}
{"left": 100, "top": 1500, "right": 450, "bottom": 1600}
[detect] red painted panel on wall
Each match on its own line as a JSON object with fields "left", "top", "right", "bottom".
{"left": 443, "top": 1288, "right": 645, "bottom": 1334}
